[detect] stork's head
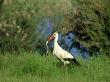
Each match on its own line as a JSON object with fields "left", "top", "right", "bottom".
{"left": 53, "top": 32, "right": 58, "bottom": 37}
{"left": 47, "top": 32, "right": 58, "bottom": 42}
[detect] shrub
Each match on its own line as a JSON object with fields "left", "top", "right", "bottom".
{"left": 58, "top": 0, "right": 110, "bottom": 55}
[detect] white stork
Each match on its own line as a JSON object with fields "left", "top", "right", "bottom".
{"left": 47, "top": 32, "right": 80, "bottom": 66}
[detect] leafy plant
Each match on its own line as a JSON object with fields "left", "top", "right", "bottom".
{"left": 58, "top": 0, "right": 110, "bottom": 55}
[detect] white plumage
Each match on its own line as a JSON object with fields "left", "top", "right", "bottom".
{"left": 51, "top": 32, "right": 80, "bottom": 65}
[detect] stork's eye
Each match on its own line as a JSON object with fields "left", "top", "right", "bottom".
{"left": 53, "top": 33, "right": 56, "bottom": 36}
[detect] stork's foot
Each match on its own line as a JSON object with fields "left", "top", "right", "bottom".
{"left": 56, "top": 62, "right": 67, "bottom": 69}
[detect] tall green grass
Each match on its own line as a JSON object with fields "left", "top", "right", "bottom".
{"left": 0, "top": 52, "right": 109, "bottom": 82}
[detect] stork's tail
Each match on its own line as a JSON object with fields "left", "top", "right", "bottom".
{"left": 63, "top": 58, "right": 81, "bottom": 66}
{"left": 71, "top": 58, "right": 81, "bottom": 66}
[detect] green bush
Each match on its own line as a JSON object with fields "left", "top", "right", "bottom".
{"left": 0, "top": 0, "right": 110, "bottom": 55}
{"left": 0, "top": 0, "right": 39, "bottom": 52}
{"left": 58, "top": 0, "right": 110, "bottom": 55}
{"left": 0, "top": 0, "right": 73, "bottom": 53}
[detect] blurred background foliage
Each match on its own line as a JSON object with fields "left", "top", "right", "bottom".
{"left": 57, "top": 0, "right": 110, "bottom": 55}
{"left": 0, "top": 0, "right": 110, "bottom": 55}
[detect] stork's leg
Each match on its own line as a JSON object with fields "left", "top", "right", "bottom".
{"left": 58, "top": 59, "right": 67, "bottom": 68}
{"left": 61, "top": 59, "right": 66, "bottom": 65}
{"left": 59, "top": 60, "right": 68, "bottom": 69}
{"left": 56, "top": 59, "right": 64, "bottom": 68}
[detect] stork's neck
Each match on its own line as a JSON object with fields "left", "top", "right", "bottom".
{"left": 54, "top": 35, "right": 59, "bottom": 46}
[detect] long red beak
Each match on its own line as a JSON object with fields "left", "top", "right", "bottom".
{"left": 47, "top": 35, "right": 54, "bottom": 42}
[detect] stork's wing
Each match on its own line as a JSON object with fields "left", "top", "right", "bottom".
{"left": 63, "top": 50, "right": 74, "bottom": 59}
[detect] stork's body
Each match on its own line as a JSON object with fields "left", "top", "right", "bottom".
{"left": 48, "top": 32, "right": 80, "bottom": 65}
{"left": 53, "top": 34, "right": 74, "bottom": 64}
